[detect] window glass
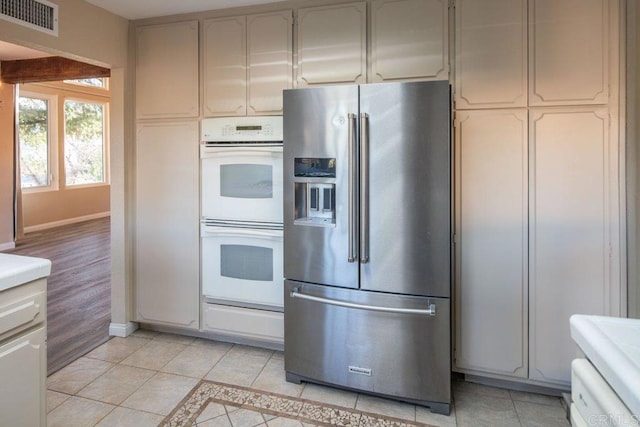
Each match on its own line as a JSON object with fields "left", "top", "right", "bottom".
{"left": 18, "top": 96, "right": 50, "bottom": 188}
{"left": 64, "top": 78, "right": 107, "bottom": 88}
{"left": 220, "top": 164, "right": 273, "bottom": 199}
{"left": 221, "top": 245, "right": 274, "bottom": 281}
{"left": 64, "top": 100, "right": 106, "bottom": 185}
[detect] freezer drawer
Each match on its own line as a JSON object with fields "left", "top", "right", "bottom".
{"left": 284, "top": 281, "right": 451, "bottom": 414}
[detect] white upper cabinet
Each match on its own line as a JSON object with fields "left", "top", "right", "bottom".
{"left": 203, "top": 16, "right": 247, "bottom": 117}
{"left": 136, "top": 21, "right": 199, "bottom": 119}
{"left": 455, "top": 109, "right": 528, "bottom": 379}
{"left": 296, "top": 2, "right": 367, "bottom": 86}
{"left": 529, "top": 107, "right": 619, "bottom": 385}
{"left": 371, "top": 0, "right": 449, "bottom": 82}
{"left": 247, "top": 11, "right": 293, "bottom": 115}
{"left": 529, "top": 0, "right": 609, "bottom": 106}
{"left": 203, "top": 11, "right": 292, "bottom": 116}
{"left": 455, "top": 0, "right": 527, "bottom": 108}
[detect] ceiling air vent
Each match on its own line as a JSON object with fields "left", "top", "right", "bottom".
{"left": 0, "top": 0, "right": 58, "bottom": 36}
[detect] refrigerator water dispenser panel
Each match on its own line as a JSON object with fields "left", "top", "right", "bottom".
{"left": 293, "top": 158, "right": 336, "bottom": 227}
{"left": 294, "top": 183, "right": 336, "bottom": 226}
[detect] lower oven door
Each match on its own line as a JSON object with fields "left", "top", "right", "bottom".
{"left": 202, "top": 225, "right": 283, "bottom": 310}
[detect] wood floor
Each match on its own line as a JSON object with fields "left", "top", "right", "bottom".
{"left": 3, "top": 217, "right": 111, "bottom": 375}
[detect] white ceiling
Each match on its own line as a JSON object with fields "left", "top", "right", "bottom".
{"left": 85, "top": 0, "right": 285, "bottom": 20}
{"left": 0, "top": 40, "right": 50, "bottom": 61}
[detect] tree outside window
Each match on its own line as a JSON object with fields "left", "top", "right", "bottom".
{"left": 18, "top": 96, "right": 51, "bottom": 188}
{"left": 64, "top": 100, "right": 106, "bottom": 186}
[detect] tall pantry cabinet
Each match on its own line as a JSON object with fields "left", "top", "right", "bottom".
{"left": 454, "top": 0, "right": 621, "bottom": 388}
{"left": 134, "top": 21, "right": 200, "bottom": 329}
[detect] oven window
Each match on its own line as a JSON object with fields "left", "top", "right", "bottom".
{"left": 220, "top": 244, "right": 274, "bottom": 281}
{"left": 220, "top": 164, "right": 273, "bottom": 199}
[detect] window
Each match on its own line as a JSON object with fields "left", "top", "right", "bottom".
{"left": 18, "top": 93, "right": 57, "bottom": 190}
{"left": 17, "top": 82, "right": 110, "bottom": 192}
{"left": 64, "top": 100, "right": 107, "bottom": 186}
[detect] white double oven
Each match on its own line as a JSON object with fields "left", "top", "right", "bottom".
{"left": 200, "top": 117, "right": 283, "bottom": 312}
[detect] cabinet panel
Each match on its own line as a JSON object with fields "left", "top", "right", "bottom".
{"left": 135, "top": 122, "right": 199, "bottom": 329}
{"left": 529, "top": 107, "right": 616, "bottom": 385}
{"left": 371, "top": 0, "right": 448, "bottom": 82}
{"left": 455, "top": 0, "right": 526, "bottom": 108}
{"left": 203, "top": 17, "right": 247, "bottom": 116}
{"left": 0, "top": 327, "right": 46, "bottom": 427}
{"left": 529, "top": 0, "right": 608, "bottom": 106}
{"left": 247, "top": 11, "right": 293, "bottom": 115}
{"left": 455, "top": 110, "right": 528, "bottom": 378}
{"left": 297, "top": 2, "right": 367, "bottom": 86}
{"left": 203, "top": 303, "right": 284, "bottom": 344}
{"left": 136, "top": 21, "right": 199, "bottom": 119}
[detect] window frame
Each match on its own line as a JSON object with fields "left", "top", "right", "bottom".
{"left": 17, "top": 90, "right": 59, "bottom": 193}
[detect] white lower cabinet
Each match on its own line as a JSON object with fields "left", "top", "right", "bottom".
{"left": 0, "top": 327, "right": 46, "bottom": 427}
{"left": 135, "top": 121, "right": 200, "bottom": 329}
{"left": 455, "top": 107, "right": 621, "bottom": 388}
{"left": 0, "top": 276, "right": 48, "bottom": 427}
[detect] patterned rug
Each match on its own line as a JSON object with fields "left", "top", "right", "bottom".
{"left": 162, "top": 380, "right": 435, "bottom": 427}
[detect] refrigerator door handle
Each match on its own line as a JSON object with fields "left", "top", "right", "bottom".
{"left": 348, "top": 113, "right": 359, "bottom": 263}
{"left": 360, "top": 113, "right": 370, "bottom": 263}
{"left": 290, "top": 288, "right": 437, "bottom": 316}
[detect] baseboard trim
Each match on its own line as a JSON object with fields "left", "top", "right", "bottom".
{"left": 24, "top": 212, "right": 110, "bottom": 234}
{"left": 109, "top": 322, "right": 138, "bottom": 337}
{"left": 0, "top": 241, "right": 15, "bottom": 251}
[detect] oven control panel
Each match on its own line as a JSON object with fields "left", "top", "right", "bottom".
{"left": 202, "top": 116, "right": 283, "bottom": 142}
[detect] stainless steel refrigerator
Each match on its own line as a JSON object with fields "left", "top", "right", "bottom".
{"left": 283, "top": 81, "right": 451, "bottom": 414}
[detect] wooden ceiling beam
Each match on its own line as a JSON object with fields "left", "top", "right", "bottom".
{"left": 0, "top": 56, "right": 110, "bottom": 84}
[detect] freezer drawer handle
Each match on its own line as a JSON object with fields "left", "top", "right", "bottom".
{"left": 290, "top": 289, "right": 436, "bottom": 316}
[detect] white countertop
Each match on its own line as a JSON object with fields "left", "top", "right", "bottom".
{"left": 570, "top": 314, "right": 640, "bottom": 415}
{"left": 0, "top": 253, "right": 52, "bottom": 292}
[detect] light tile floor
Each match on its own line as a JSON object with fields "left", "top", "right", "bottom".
{"left": 46, "top": 330, "right": 570, "bottom": 427}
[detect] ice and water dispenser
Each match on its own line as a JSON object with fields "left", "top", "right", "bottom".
{"left": 293, "top": 158, "right": 336, "bottom": 226}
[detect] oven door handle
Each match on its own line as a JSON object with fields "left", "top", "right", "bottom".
{"left": 202, "top": 226, "right": 282, "bottom": 238}
{"left": 201, "top": 146, "right": 283, "bottom": 157}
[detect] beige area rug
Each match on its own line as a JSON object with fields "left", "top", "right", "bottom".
{"left": 162, "top": 380, "right": 435, "bottom": 427}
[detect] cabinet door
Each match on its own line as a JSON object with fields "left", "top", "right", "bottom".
{"left": 455, "top": 0, "right": 526, "bottom": 108}
{"left": 135, "top": 122, "right": 199, "bottom": 329}
{"left": 203, "top": 16, "right": 247, "bottom": 116}
{"left": 529, "top": 107, "right": 619, "bottom": 385}
{"left": 296, "top": 2, "right": 367, "bottom": 86}
{"left": 371, "top": 0, "right": 448, "bottom": 82}
{"left": 0, "top": 327, "right": 46, "bottom": 427}
{"left": 455, "top": 109, "right": 528, "bottom": 378}
{"left": 136, "top": 21, "right": 199, "bottom": 119}
{"left": 247, "top": 11, "right": 292, "bottom": 115}
{"left": 529, "top": 0, "right": 609, "bottom": 106}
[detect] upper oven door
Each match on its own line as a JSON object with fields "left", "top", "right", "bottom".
{"left": 201, "top": 145, "right": 283, "bottom": 223}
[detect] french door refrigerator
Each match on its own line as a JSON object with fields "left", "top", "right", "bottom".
{"left": 283, "top": 81, "right": 451, "bottom": 414}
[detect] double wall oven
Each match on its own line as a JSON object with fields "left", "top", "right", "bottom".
{"left": 200, "top": 117, "right": 283, "bottom": 312}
